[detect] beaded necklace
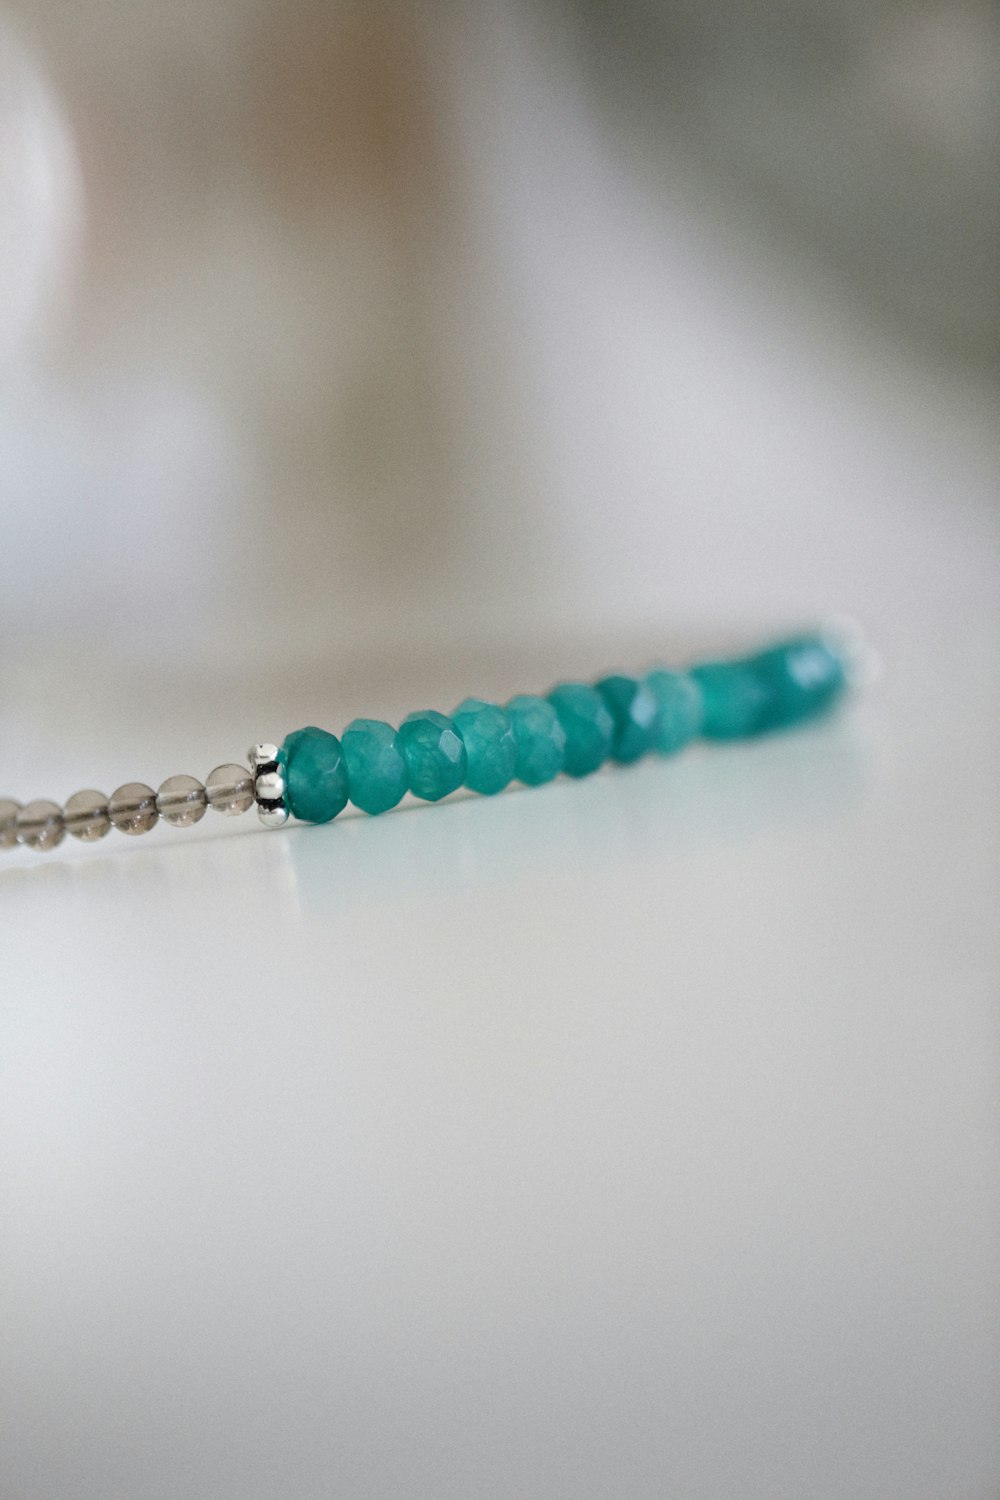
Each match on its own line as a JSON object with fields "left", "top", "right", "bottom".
{"left": 1, "top": 632, "right": 855, "bottom": 854}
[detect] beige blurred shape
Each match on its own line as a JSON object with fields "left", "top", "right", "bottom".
{"left": 0, "top": 1, "right": 996, "bottom": 685}
{"left": 1, "top": 3, "right": 476, "bottom": 652}
{"left": 0, "top": 20, "right": 82, "bottom": 357}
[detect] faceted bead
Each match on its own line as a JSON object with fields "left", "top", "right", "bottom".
{"left": 205, "top": 764, "right": 255, "bottom": 816}
{"left": 16, "top": 799, "right": 65, "bottom": 851}
{"left": 506, "top": 695, "right": 566, "bottom": 786}
{"left": 398, "top": 711, "right": 467, "bottom": 802}
{"left": 690, "top": 660, "right": 770, "bottom": 740}
{"left": 156, "top": 775, "right": 208, "bottom": 828}
{"left": 692, "top": 634, "right": 847, "bottom": 740}
{"left": 644, "top": 669, "right": 704, "bottom": 755}
{"left": 595, "top": 675, "right": 659, "bottom": 764}
{"left": 279, "top": 727, "right": 350, "bottom": 824}
{"left": 342, "top": 719, "right": 408, "bottom": 815}
{"left": 547, "top": 683, "right": 613, "bottom": 778}
{"left": 109, "top": 783, "right": 159, "bottom": 835}
{"left": 745, "top": 635, "right": 847, "bottom": 732}
{"left": 0, "top": 798, "right": 21, "bottom": 849}
{"left": 452, "top": 699, "right": 517, "bottom": 796}
{"left": 63, "top": 789, "right": 111, "bottom": 842}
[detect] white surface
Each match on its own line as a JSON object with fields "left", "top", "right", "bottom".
{"left": 2, "top": 601, "right": 999, "bottom": 1500}
{"left": 1, "top": 9, "right": 999, "bottom": 1496}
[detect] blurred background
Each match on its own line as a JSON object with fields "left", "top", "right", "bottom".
{"left": 1, "top": 0, "right": 997, "bottom": 696}
{"left": 1, "top": 5, "right": 999, "bottom": 1499}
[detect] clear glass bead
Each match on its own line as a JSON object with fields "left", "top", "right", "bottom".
{"left": 205, "top": 764, "right": 254, "bottom": 816}
{"left": 63, "top": 789, "right": 111, "bottom": 842}
{"left": 108, "top": 782, "right": 159, "bottom": 836}
{"left": 16, "top": 799, "right": 65, "bottom": 851}
{"left": 156, "top": 774, "right": 207, "bottom": 828}
{"left": 0, "top": 798, "right": 21, "bottom": 849}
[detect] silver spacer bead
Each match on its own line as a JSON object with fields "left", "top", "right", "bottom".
{"left": 258, "top": 801, "right": 290, "bottom": 829}
{"left": 249, "top": 744, "right": 280, "bottom": 771}
{"left": 255, "top": 769, "right": 285, "bottom": 803}
{"left": 249, "top": 742, "right": 289, "bottom": 828}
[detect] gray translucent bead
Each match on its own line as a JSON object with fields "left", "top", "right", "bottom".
{"left": 16, "top": 799, "right": 65, "bottom": 851}
{"left": 109, "top": 782, "right": 159, "bottom": 836}
{"left": 64, "top": 789, "right": 111, "bottom": 842}
{"left": 156, "top": 774, "right": 208, "bottom": 828}
{"left": 0, "top": 798, "right": 21, "bottom": 849}
{"left": 205, "top": 764, "right": 254, "bottom": 816}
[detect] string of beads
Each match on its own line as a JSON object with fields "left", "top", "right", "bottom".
{"left": 0, "top": 632, "right": 850, "bottom": 853}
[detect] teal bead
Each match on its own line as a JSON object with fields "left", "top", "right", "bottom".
{"left": 689, "top": 660, "right": 769, "bottom": 740}
{"left": 693, "top": 634, "right": 847, "bottom": 739}
{"left": 746, "top": 635, "right": 847, "bottom": 731}
{"left": 452, "top": 699, "right": 517, "bottom": 796}
{"left": 644, "top": 669, "right": 704, "bottom": 755}
{"left": 595, "top": 675, "right": 659, "bottom": 764}
{"left": 506, "top": 695, "right": 566, "bottom": 786}
{"left": 342, "top": 718, "right": 408, "bottom": 815}
{"left": 279, "top": 725, "right": 349, "bottom": 824}
{"left": 548, "top": 683, "right": 613, "bottom": 777}
{"left": 398, "top": 710, "right": 467, "bottom": 801}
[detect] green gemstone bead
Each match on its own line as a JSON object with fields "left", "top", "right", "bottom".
{"left": 693, "top": 634, "right": 847, "bottom": 739}
{"left": 548, "top": 682, "right": 614, "bottom": 777}
{"left": 595, "top": 675, "right": 659, "bottom": 764}
{"left": 506, "top": 695, "right": 566, "bottom": 786}
{"left": 746, "top": 635, "right": 847, "bottom": 731}
{"left": 644, "top": 669, "right": 704, "bottom": 755}
{"left": 342, "top": 718, "right": 408, "bottom": 815}
{"left": 279, "top": 725, "right": 349, "bottom": 824}
{"left": 689, "top": 660, "right": 769, "bottom": 740}
{"left": 398, "top": 710, "right": 467, "bottom": 801}
{"left": 452, "top": 699, "right": 517, "bottom": 796}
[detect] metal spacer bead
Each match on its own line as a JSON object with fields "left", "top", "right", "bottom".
{"left": 249, "top": 742, "right": 289, "bottom": 828}
{"left": 255, "top": 769, "right": 285, "bottom": 803}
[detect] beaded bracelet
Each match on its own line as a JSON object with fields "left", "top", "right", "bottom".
{"left": 0, "top": 632, "right": 855, "bottom": 854}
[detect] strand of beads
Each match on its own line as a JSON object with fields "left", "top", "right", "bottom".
{"left": 0, "top": 632, "right": 852, "bottom": 852}
{"left": 268, "top": 631, "right": 849, "bottom": 828}
{"left": 0, "top": 764, "right": 255, "bottom": 853}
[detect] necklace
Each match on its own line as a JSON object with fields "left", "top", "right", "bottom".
{"left": 0, "top": 631, "right": 855, "bottom": 854}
